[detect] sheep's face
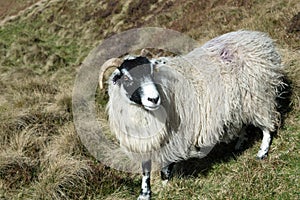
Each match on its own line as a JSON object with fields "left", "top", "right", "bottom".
{"left": 112, "top": 56, "right": 161, "bottom": 111}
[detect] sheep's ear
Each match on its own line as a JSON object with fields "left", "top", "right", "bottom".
{"left": 112, "top": 69, "right": 122, "bottom": 85}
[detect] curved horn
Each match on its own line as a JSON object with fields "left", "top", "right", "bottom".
{"left": 99, "top": 58, "right": 123, "bottom": 89}
{"left": 141, "top": 48, "right": 153, "bottom": 57}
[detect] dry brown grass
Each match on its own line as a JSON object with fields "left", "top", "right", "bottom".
{"left": 0, "top": 0, "right": 39, "bottom": 20}
{"left": 0, "top": 0, "right": 299, "bottom": 199}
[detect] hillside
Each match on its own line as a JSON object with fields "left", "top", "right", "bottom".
{"left": 0, "top": 0, "right": 299, "bottom": 199}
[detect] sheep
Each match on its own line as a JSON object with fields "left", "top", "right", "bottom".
{"left": 99, "top": 30, "right": 284, "bottom": 200}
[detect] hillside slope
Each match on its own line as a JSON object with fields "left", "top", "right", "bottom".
{"left": 0, "top": 0, "right": 299, "bottom": 199}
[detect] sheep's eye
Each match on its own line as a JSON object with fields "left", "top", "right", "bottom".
{"left": 124, "top": 75, "right": 129, "bottom": 81}
{"left": 122, "top": 75, "right": 134, "bottom": 87}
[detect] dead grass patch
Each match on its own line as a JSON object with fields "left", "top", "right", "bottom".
{"left": 0, "top": 151, "right": 38, "bottom": 190}
{"left": 36, "top": 155, "right": 91, "bottom": 200}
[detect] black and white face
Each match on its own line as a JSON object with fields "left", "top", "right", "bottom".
{"left": 112, "top": 56, "right": 161, "bottom": 111}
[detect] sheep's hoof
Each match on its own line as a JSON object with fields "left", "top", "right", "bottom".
{"left": 137, "top": 194, "right": 151, "bottom": 200}
{"left": 256, "top": 155, "right": 267, "bottom": 160}
{"left": 160, "top": 163, "right": 175, "bottom": 181}
{"left": 256, "top": 148, "right": 269, "bottom": 160}
{"left": 256, "top": 152, "right": 268, "bottom": 160}
{"left": 162, "top": 179, "right": 168, "bottom": 187}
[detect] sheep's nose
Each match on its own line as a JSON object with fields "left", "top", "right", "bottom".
{"left": 148, "top": 96, "right": 160, "bottom": 104}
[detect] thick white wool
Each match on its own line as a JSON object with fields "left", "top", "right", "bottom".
{"left": 107, "top": 30, "right": 284, "bottom": 165}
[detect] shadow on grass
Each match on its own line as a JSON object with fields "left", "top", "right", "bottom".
{"left": 174, "top": 127, "right": 261, "bottom": 178}
{"left": 87, "top": 162, "right": 141, "bottom": 198}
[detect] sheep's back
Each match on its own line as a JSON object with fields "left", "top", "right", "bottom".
{"left": 183, "top": 30, "right": 284, "bottom": 145}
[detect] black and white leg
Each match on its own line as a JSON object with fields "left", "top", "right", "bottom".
{"left": 160, "top": 162, "right": 175, "bottom": 185}
{"left": 138, "top": 160, "right": 151, "bottom": 200}
{"left": 257, "top": 128, "right": 272, "bottom": 159}
{"left": 235, "top": 126, "right": 248, "bottom": 150}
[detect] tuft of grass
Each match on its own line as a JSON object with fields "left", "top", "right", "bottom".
{"left": 35, "top": 155, "right": 92, "bottom": 200}
{"left": 0, "top": 151, "right": 38, "bottom": 190}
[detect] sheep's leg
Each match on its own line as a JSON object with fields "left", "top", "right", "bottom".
{"left": 138, "top": 160, "right": 151, "bottom": 200}
{"left": 257, "top": 128, "right": 272, "bottom": 159}
{"left": 235, "top": 126, "right": 248, "bottom": 150}
{"left": 160, "top": 162, "right": 175, "bottom": 185}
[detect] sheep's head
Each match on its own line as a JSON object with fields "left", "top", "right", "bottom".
{"left": 99, "top": 56, "right": 161, "bottom": 111}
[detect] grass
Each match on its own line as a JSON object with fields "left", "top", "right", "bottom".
{"left": 0, "top": 0, "right": 299, "bottom": 199}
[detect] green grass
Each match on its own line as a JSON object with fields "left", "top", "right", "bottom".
{"left": 0, "top": 0, "right": 299, "bottom": 199}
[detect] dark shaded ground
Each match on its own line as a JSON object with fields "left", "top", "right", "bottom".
{"left": 287, "top": 12, "right": 300, "bottom": 34}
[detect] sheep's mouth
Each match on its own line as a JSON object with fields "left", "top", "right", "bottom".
{"left": 144, "top": 105, "right": 160, "bottom": 111}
